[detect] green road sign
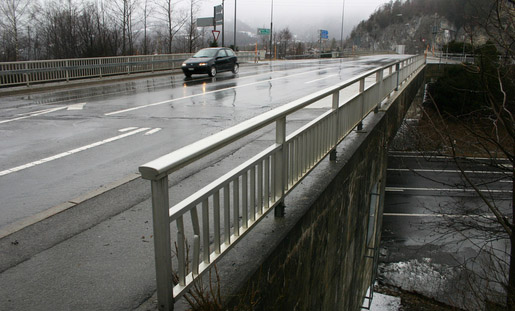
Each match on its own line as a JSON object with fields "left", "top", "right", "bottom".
{"left": 257, "top": 28, "right": 270, "bottom": 35}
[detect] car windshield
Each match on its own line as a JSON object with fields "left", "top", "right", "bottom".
{"left": 192, "top": 49, "right": 218, "bottom": 58}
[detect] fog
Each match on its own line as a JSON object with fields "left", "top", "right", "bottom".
{"left": 197, "top": 0, "right": 391, "bottom": 40}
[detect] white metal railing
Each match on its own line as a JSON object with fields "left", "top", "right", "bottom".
{"left": 0, "top": 52, "right": 255, "bottom": 87}
{"left": 139, "top": 55, "right": 426, "bottom": 310}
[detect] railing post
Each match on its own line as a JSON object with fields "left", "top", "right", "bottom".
{"left": 357, "top": 78, "right": 365, "bottom": 131}
{"left": 24, "top": 63, "right": 30, "bottom": 87}
{"left": 99, "top": 58, "right": 103, "bottom": 78}
{"left": 274, "top": 117, "right": 286, "bottom": 217}
{"left": 375, "top": 70, "right": 383, "bottom": 113}
{"left": 330, "top": 91, "right": 339, "bottom": 161}
{"left": 150, "top": 176, "right": 174, "bottom": 311}
{"left": 395, "top": 63, "right": 400, "bottom": 91}
{"left": 65, "top": 60, "right": 70, "bottom": 82}
{"left": 127, "top": 57, "right": 130, "bottom": 75}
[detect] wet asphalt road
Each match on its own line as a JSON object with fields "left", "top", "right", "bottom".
{"left": 0, "top": 55, "right": 409, "bottom": 231}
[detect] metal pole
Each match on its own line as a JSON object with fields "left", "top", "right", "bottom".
{"left": 233, "top": 0, "right": 237, "bottom": 49}
{"left": 269, "top": 0, "right": 273, "bottom": 60}
{"left": 222, "top": 0, "right": 225, "bottom": 47}
{"left": 340, "top": 0, "right": 345, "bottom": 56}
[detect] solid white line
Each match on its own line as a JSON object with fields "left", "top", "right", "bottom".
{"left": 305, "top": 74, "right": 338, "bottom": 84}
{"left": 104, "top": 68, "right": 336, "bottom": 116}
{"left": 388, "top": 168, "right": 508, "bottom": 175}
{"left": 0, "top": 106, "right": 67, "bottom": 124}
{"left": 383, "top": 213, "right": 497, "bottom": 218}
{"left": 0, "top": 128, "right": 150, "bottom": 177}
{"left": 385, "top": 186, "right": 512, "bottom": 194}
{"left": 389, "top": 153, "right": 511, "bottom": 163}
{"left": 145, "top": 128, "right": 162, "bottom": 135}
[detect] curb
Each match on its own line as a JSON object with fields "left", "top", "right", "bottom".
{"left": 0, "top": 173, "right": 141, "bottom": 241}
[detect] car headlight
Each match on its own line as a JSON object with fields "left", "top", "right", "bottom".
{"left": 199, "top": 63, "right": 207, "bottom": 66}
{"left": 182, "top": 63, "right": 187, "bottom": 67}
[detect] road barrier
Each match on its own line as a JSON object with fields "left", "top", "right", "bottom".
{"left": 139, "top": 55, "right": 426, "bottom": 310}
{"left": 0, "top": 52, "right": 256, "bottom": 87}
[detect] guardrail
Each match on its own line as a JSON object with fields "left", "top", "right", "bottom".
{"left": 0, "top": 52, "right": 255, "bottom": 87}
{"left": 435, "top": 52, "right": 475, "bottom": 63}
{"left": 139, "top": 54, "right": 426, "bottom": 310}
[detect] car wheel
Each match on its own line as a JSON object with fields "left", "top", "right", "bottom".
{"left": 232, "top": 63, "right": 239, "bottom": 74}
{"left": 209, "top": 66, "right": 217, "bottom": 77}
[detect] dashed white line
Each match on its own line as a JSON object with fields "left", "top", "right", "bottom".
{"left": 0, "top": 127, "right": 149, "bottom": 177}
{"left": 119, "top": 127, "right": 139, "bottom": 132}
{"left": 145, "top": 128, "right": 162, "bottom": 135}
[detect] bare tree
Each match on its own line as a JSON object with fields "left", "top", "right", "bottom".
{"left": 154, "top": 0, "right": 187, "bottom": 54}
{"left": 0, "top": 0, "right": 30, "bottom": 60}
{"left": 109, "top": 0, "right": 139, "bottom": 55}
{"left": 277, "top": 27, "right": 292, "bottom": 58}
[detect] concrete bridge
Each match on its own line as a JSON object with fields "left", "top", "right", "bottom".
{"left": 0, "top": 55, "right": 426, "bottom": 311}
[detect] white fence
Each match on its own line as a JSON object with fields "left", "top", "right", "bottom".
{"left": 0, "top": 52, "right": 256, "bottom": 87}
{"left": 139, "top": 55, "right": 426, "bottom": 310}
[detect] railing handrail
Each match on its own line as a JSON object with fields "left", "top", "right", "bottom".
{"left": 139, "top": 62, "right": 399, "bottom": 181}
{"left": 0, "top": 51, "right": 256, "bottom": 87}
{"left": 0, "top": 52, "right": 255, "bottom": 66}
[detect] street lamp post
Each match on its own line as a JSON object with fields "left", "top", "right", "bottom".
{"left": 234, "top": 0, "right": 237, "bottom": 49}
{"left": 340, "top": 0, "right": 345, "bottom": 56}
{"left": 269, "top": 0, "right": 273, "bottom": 60}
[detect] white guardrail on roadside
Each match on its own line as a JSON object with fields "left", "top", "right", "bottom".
{"left": 139, "top": 55, "right": 426, "bottom": 310}
{"left": 0, "top": 52, "right": 256, "bottom": 87}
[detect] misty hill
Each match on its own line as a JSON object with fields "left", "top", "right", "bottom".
{"left": 345, "top": 0, "right": 490, "bottom": 54}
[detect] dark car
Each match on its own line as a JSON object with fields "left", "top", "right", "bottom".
{"left": 181, "top": 47, "right": 239, "bottom": 78}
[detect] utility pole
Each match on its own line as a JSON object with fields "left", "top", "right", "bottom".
{"left": 340, "top": 0, "right": 345, "bottom": 55}
{"left": 222, "top": 0, "right": 225, "bottom": 47}
{"left": 233, "top": 0, "right": 237, "bottom": 49}
{"left": 269, "top": 0, "right": 274, "bottom": 60}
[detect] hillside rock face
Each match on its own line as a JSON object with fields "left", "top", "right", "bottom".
{"left": 347, "top": 15, "right": 488, "bottom": 54}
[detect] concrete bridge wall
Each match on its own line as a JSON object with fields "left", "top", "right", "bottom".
{"left": 222, "top": 67, "right": 426, "bottom": 310}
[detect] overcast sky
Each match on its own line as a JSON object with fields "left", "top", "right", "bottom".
{"left": 197, "top": 0, "right": 391, "bottom": 39}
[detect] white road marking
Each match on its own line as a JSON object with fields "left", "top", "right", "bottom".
{"left": 119, "top": 127, "right": 139, "bottom": 132}
{"left": 145, "top": 128, "right": 162, "bottom": 135}
{"left": 0, "top": 106, "right": 67, "bottom": 124}
{"left": 305, "top": 74, "right": 338, "bottom": 84}
{"left": 104, "top": 67, "right": 339, "bottom": 116}
{"left": 383, "top": 213, "right": 497, "bottom": 218}
{"left": 385, "top": 186, "right": 512, "bottom": 194}
{"left": 0, "top": 128, "right": 150, "bottom": 177}
{"left": 388, "top": 168, "right": 508, "bottom": 175}
{"left": 389, "top": 153, "right": 511, "bottom": 163}
{"left": 67, "top": 102, "right": 87, "bottom": 110}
